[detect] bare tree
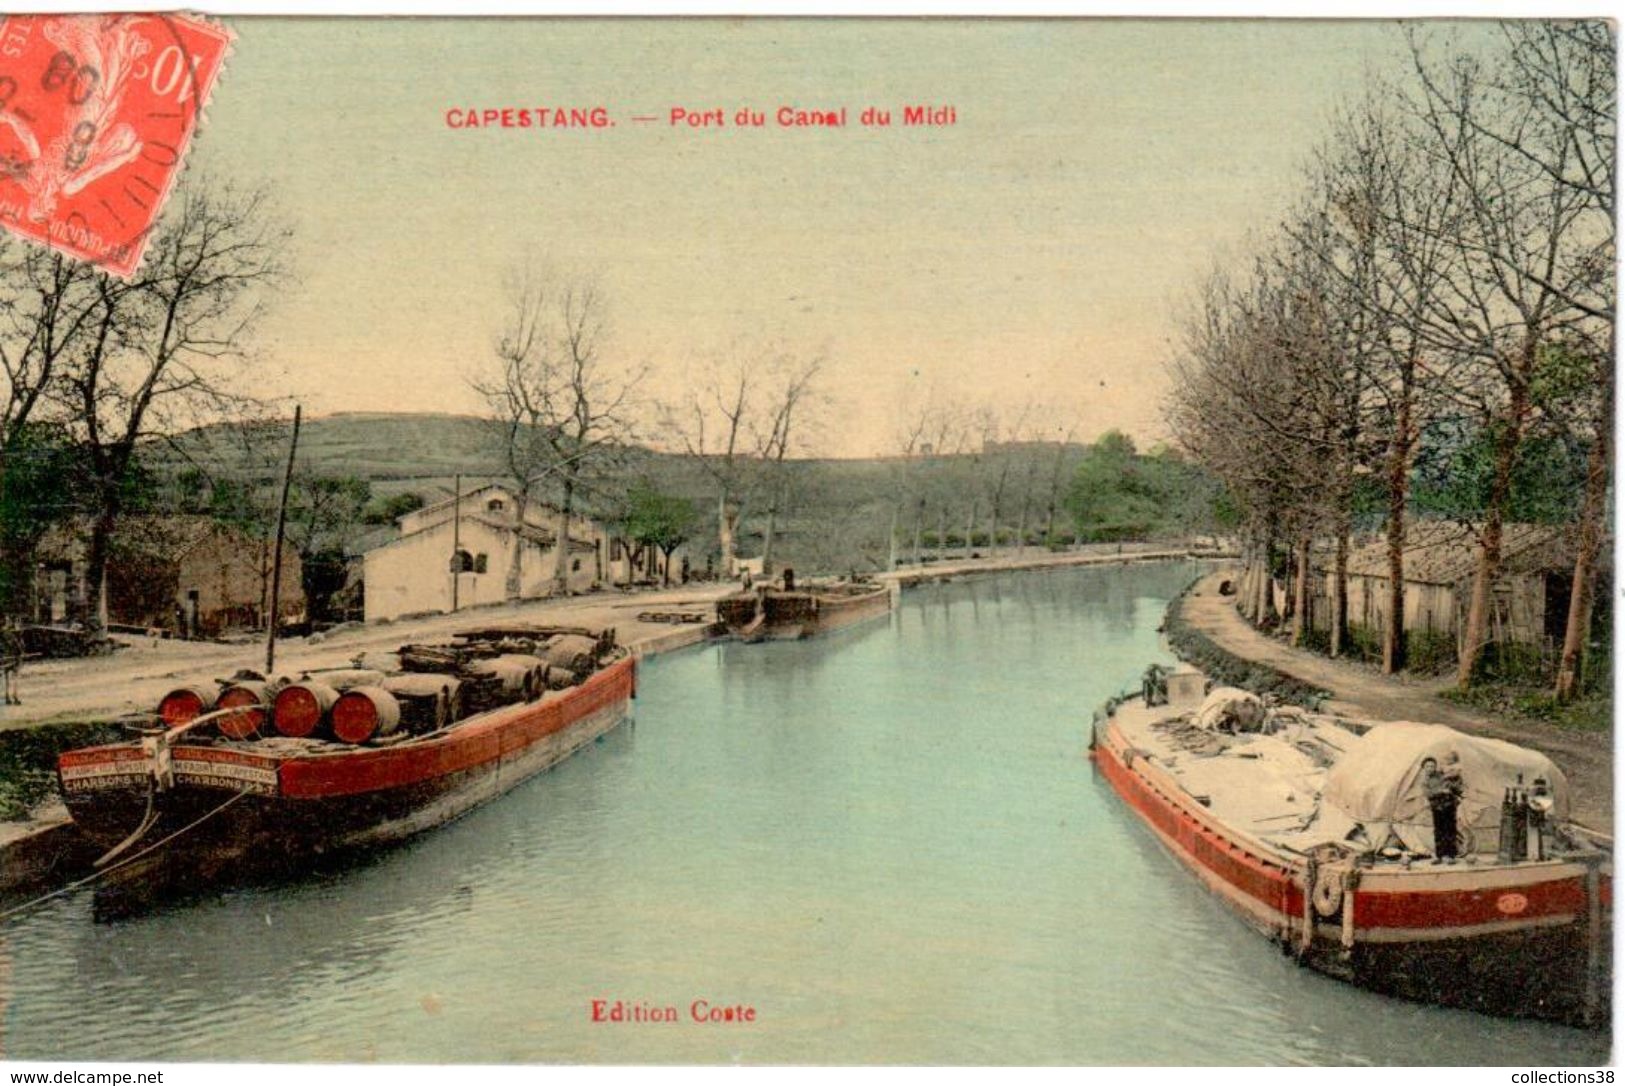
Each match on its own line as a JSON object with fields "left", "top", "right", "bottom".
{"left": 1483, "top": 21, "right": 1615, "bottom": 701}
{"left": 1297, "top": 89, "right": 1465, "bottom": 667}
{"left": 662, "top": 343, "right": 820, "bottom": 579}
{"left": 50, "top": 183, "right": 290, "bottom": 634}
{"left": 754, "top": 352, "right": 823, "bottom": 578}
{"left": 1406, "top": 30, "right": 1601, "bottom": 689}
{"left": 477, "top": 266, "right": 641, "bottom": 599}
{"left": 665, "top": 349, "right": 756, "bottom": 578}
{"left": 0, "top": 245, "right": 106, "bottom": 612}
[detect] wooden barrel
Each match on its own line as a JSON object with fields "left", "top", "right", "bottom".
{"left": 216, "top": 681, "right": 271, "bottom": 740}
{"left": 273, "top": 680, "right": 340, "bottom": 738}
{"left": 382, "top": 673, "right": 461, "bottom": 732}
{"left": 542, "top": 635, "right": 598, "bottom": 679}
{"left": 470, "top": 654, "right": 548, "bottom": 702}
{"left": 331, "top": 686, "right": 403, "bottom": 744}
{"left": 157, "top": 684, "right": 218, "bottom": 728}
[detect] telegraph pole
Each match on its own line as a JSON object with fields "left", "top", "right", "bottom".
{"left": 266, "top": 405, "right": 302, "bottom": 674}
{"left": 450, "top": 473, "right": 462, "bottom": 612}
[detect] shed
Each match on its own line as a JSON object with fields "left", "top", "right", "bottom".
{"left": 1313, "top": 521, "right": 1581, "bottom": 652}
{"left": 35, "top": 515, "right": 304, "bottom": 636}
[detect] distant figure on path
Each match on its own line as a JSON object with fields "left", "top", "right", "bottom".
{"left": 782, "top": 567, "right": 795, "bottom": 591}
{"left": 1, "top": 617, "right": 22, "bottom": 706}
{"left": 680, "top": 556, "right": 690, "bottom": 584}
{"left": 1423, "top": 754, "right": 1465, "bottom": 862}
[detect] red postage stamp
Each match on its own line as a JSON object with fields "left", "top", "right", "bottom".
{"left": 0, "top": 13, "right": 232, "bottom": 277}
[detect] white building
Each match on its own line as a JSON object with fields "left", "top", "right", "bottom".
{"left": 364, "top": 483, "right": 614, "bottom": 622}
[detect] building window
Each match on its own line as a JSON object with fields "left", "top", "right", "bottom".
{"left": 452, "top": 549, "right": 474, "bottom": 573}
{"left": 474, "top": 553, "right": 488, "bottom": 574}
{"left": 487, "top": 498, "right": 505, "bottom": 512}
{"left": 572, "top": 558, "right": 581, "bottom": 572}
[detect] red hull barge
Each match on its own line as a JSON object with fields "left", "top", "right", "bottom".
{"left": 1090, "top": 669, "right": 1611, "bottom": 1028}
{"left": 58, "top": 654, "right": 635, "bottom": 878}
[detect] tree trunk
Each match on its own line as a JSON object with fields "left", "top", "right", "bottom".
{"left": 1291, "top": 533, "right": 1311, "bottom": 646}
{"left": 718, "top": 490, "right": 739, "bottom": 577}
{"left": 937, "top": 509, "right": 947, "bottom": 563}
{"left": 762, "top": 491, "right": 779, "bottom": 577}
{"left": 1239, "top": 533, "right": 1261, "bottom": 622}
{"left": 82, "top": 505, "right": 117, "bottom": 637}
{"left": 1331, "top": 520, "right": 1349, "bottom": 658}
{"left": 964, "top": 500, "right": 976, "bottom": 559}
{"left": 506, "top": 490, "right": 528, "bottom": 601}
{"left": 552, "top": 479, "right": 576, "bottom": 597}
{"left": 1253, "top": 520, "right": 1279, "bottom": 627}
{"left": 1381, "top": 365, "right": 1414, "bottom": 673}
{"left": 886, "top": 505, "right": 898, "bottom": 571}
{"left": 1281, "top": 543, "right": 1297, "bottom": 626}
{"left": 1555, "top": 387, "right": 1611, "bottom": 701}
{"left": 912, "top": 498, "right": 924, "bottom": 566}
{"left": 1456, "top": 377, "right": 1531, "bottom": 690}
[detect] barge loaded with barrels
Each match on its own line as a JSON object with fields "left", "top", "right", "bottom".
{"left": 1091, "top": 664, "right": 1611, "bottom": 1028}
{"left": 56, "top": 625, "right": 633, "bottom": 883}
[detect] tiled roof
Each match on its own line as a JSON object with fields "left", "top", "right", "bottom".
{"left": 1339, "top": 521, "right": 1575, "bottom": 586}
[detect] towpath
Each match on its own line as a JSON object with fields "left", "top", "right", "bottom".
{"left": 0, "top": 582, "right": 735, "bottom": 734}
{"left": 1180, "top": 570, "right": 1613, "bottom": 837}
{"left": 878, "top": 541, "right": 1228, "bottom": 586}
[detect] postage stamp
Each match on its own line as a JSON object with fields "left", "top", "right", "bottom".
{"left": 0, "top": 13, "right": 232, "bottom": 277}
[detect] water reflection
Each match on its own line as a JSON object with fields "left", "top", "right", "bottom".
{"left": 0, "top": 561, "right": 1608, "bottom": 1064}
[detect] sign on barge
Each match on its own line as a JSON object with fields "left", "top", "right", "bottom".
{"left": 1090, "top": 665, "right": 1611, "bottom": 1028}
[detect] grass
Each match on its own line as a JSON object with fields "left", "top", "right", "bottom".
{"left": 0, "top": 719, "right": 124, "bottom": 822}
{"left": 1441, "top": 683, "right": 1613, "bottom": 733}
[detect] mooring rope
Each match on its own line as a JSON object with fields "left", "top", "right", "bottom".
{"left": 0, "top": 789, "right": 252, "bottom": 924}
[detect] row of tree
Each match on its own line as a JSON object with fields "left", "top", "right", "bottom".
{"left": 475, "top": 268, "right": 828, "bottom": 590}
{"left": 1167, "top": 23, "right": 1613, "bottom": 698}
{"left": 473, "top": 273, "right": 1221, "bottom": 591}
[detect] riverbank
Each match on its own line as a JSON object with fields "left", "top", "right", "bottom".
{"left": 1174, "top": 569, "right": 1613, "bottom": 838}
{"left": 0, "top": 547, "right": 1226, "bottom": 892}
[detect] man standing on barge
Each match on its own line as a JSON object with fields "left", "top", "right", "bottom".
{"left": 1422, "top": 754, "right": 1465, "bottom": 862}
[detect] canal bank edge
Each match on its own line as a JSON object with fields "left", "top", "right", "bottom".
{"left": 0, "top": 546, "right": 1223, "bottom": 896}
{"left": 1162, "top": 575, "right": 1331, "bottom": 709}
{"left": 1171, "top": 569, "right": 1613, "bottom": 840}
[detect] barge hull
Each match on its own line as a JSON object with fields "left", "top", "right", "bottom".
{"left": 1090, "top": 715, "right": 1609, "bottom": 1027}
{"left": 60, "top": 658, "right": 635, "bottom": 876}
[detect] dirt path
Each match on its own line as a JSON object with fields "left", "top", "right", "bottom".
{"left": 0, "top": 582, "right": 734, "bottom": 732}
{"left": 1181, "top": 570, "right": 1613, "bottom": 837}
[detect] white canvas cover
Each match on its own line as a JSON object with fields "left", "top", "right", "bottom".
{"left": 1321, "top": 722, "right": 1568, "bottom": 854}
{"left": 1193, "top": 687, "right": 1266, "bottom": 732}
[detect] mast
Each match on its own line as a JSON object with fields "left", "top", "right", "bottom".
{"left": 266, "top": 404, "right": 301, "bottom": 674}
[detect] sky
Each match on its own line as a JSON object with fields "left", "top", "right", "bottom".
{"left": 187, "top": 18, "right": 1452, "bottom": 457}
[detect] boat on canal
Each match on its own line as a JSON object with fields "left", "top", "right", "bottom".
{"left": 1091, "top": 664, "right": 1612, "bottom": 1028}
{"left": 56, "top": 625, "right": 634, "bottom": 884}
{"left": 716, "top": 575, "right": 894, "bottom": 642}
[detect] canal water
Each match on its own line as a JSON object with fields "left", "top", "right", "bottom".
{"left": 0, "top": 562, "right": 1608, "bottom": 1064}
